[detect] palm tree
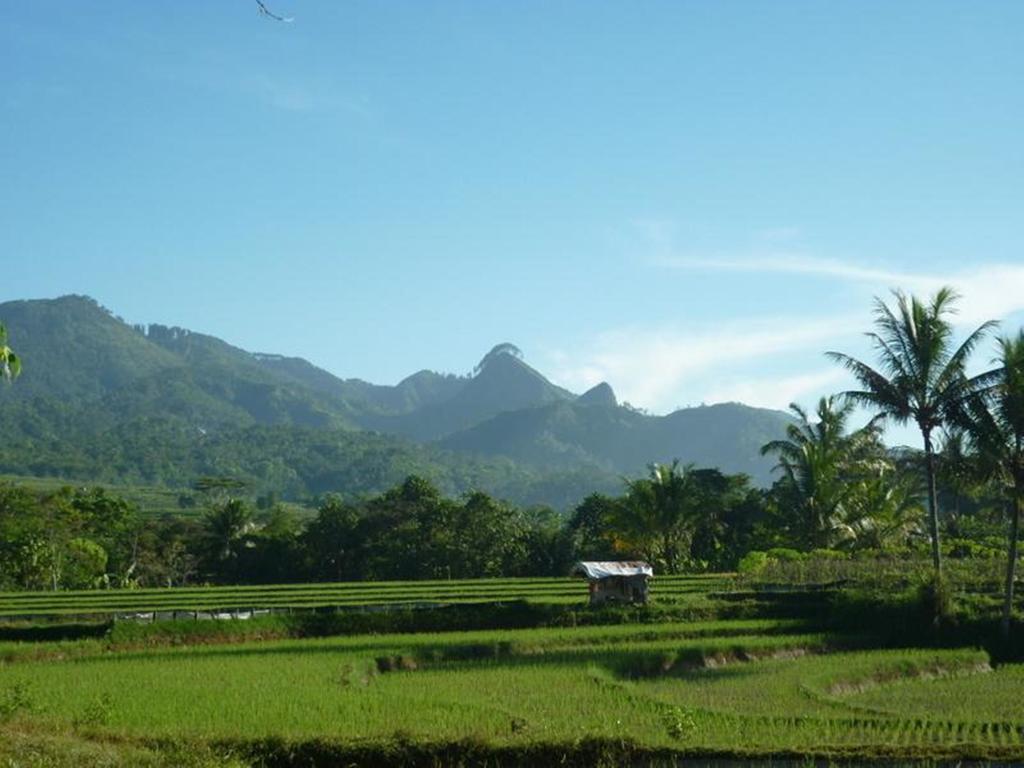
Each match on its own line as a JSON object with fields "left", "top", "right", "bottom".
{"left": 827, "top": 288, "right": 998, "bottom": 576}
{"left": 761, "top": 396, "right": 883, "bottom": 549}
{"left": 613, "top": 461, "right": 698, "bottom": 573}
{"left": 958, "top": 331, "right": 1024, "bottom": 636}
{"left": 843, "top": 465, "right": 924, "bottom": 550}
{"left": 937, "top": 429, "right": 977, "bottom": 526}
{"left": 203, "top": 498, "right": 253, "bottom": 562}
{"left": 0, "top": 323, "right": 20, "bottom": 382}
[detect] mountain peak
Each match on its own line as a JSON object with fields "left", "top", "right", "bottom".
{"left": 474, "top": 343, "right": 524, "bottom": 375}
{"left": 578, "top": 381, "right": 617, "bottom": 407}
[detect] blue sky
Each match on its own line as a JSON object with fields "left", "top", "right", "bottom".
{"left": 3, "top": 1, "right": 1023, "bottom": 443}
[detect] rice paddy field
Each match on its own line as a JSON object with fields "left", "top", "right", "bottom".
{"left": 1, "top": 576, "right": 1022, "bottom": 767}
{"left": 0, "top": 574, "right": 729, "bottom": 619}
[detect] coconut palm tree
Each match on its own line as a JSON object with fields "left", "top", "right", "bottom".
{"left": 203, "top": 498, "right": 254, "bottom": 563}
{"left": 937, "top": 429, "right": 978, "bottom": 526}
{"left": 842, "top": 465, "right": 924, "bottom": 550}
{"left": 0, "top": 323, "right": 20, "bottom": 382}
{"left": 613, "top": 461, "right": 698, "bottom": 573}
{"left": 958, "top": 331, "right": 1024, "bottom": 636}
{"left": 761, "top": 396, "right": 884, "bottom": 549}
{"left": 827, "top": 288, "right": 998, "bottom": 576}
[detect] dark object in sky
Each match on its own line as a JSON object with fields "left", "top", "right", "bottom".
{"left": 256, "top": 0, "right": 294, "bottom": 23}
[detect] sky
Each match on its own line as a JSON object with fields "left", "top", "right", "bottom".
{"left": 3, "top": 1, "right": 1023, "bottom": 445}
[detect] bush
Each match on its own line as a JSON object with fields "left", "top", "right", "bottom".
{"left": 765, "top": 547, "right": 804, "bottom": 563}
{"left": 809, "top": 548, "right": 846, "bottom": 560}
{"left": 737, "top": 551, "right": 769, "bottom": 574}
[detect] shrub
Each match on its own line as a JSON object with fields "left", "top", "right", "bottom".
{"left": 765, "top": 547, "right": 804, "bottom": 562}
{"left": 737, "top": 551, "right": 769, "bottom": 574}
{"left": 809, "top": 548, "right": 846, "bottom": 560}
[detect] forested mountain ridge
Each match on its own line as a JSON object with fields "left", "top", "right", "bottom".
{"left": 0, "top": 295, "right": 792, "bottom": 503}
{"left": 440, "top": 399, "right": 790, "bottom": 482}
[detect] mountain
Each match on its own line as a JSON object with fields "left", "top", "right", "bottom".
{"left": 577, "top": 382, "right": 617, "bottom": 407}
{"left": 253, "top": 355, "right": 467, "bottom": 416}
{"left": 0, "top": 296, "right": 181, "bottom": 403}
{"left": 439, "top": 400, "right": 788, "bottom": 485}
{"left": 0, "top": 296, "right": 792, "bottom": 504}
{"left": 365, "top": 349, "right": 575, "bottom": 440}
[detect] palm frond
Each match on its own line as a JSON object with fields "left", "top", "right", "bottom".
{"left": 825, "top": 352, "right": 910, "bottom": 420}
{"left": 933, "top": 319, "right": 999, "bottom": 395}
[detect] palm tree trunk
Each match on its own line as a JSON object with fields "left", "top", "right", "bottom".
{"left": 1003, "top": 491, "right": 1021, "bottom": 638}
{"left": 923, "top": 430, "right": 943, "bottom": 577}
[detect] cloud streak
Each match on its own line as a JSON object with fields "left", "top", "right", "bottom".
{"left": 658, "top": 253, "right": 1024, "bottom": 326}
{"left": 703, "top": 368, "right": 848, "bottom": 411}
{"left": 549, "top": 221, "right": 1024, "bottom": 419}
{"left": 548, "top": 315, "right": 859, "bottom": 413}
{"left": 550, "top": 228, "right": 1024, "bottom": 417}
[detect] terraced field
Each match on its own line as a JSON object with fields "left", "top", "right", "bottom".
{"left": 0, "top": 574, "right": 730, "bottom": 619}
{"left": 1, "top": 578, "right": 1021, "bottom": 766}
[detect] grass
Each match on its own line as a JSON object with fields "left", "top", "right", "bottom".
{"left": 844, "top": 661, "right": 1024, "bottom": 722}
{"left": 2, "top": 616, "right": 1022, "bottom": 763}
{"left": 3, "top": 573, "right": 1022, "bottom": 766}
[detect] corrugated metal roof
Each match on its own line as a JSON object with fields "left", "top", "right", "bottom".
{"left": 573, "top": 561, "right": 654, "bottom": 579}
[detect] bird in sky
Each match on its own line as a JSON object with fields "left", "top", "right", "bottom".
{"left": 256, "top": 1, "right": 294, "bottom": 23}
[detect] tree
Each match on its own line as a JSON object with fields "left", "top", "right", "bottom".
{"left": 0, "top": 483, "right": 47, "bottom": 589}
{"left": 0, "top": 323, "right": 20, "bottom": 382}
{"left": 958, "top": 331, "right": 1024, "bottom": 636}
{"left": 70, "top": 487, "right": 139, "bottom": 586}
{"left": 612, "top": 461, "right": 699, "bottom": 573}
{"left": 828, "top": 288, "right": 997, "bottom": 576}
{"left": 936, "top": 429, "right": 979, "bottom": 525}
{"left": 302, "top": 494, "right": 361, "bottom": 581}
{"left": 567, "top": 493, "right": 621, "bottom": 561}
{"left": 203, "top": 498, "right": 254, "bottom": 568}
{"left": 446, "top": 491, "right": 527, "bottom": 578}
{"left": 842, "top": 464, "right": 924, "bottom": 550}
{"left": 687, "top": 469, "right": 764, "bottom": 570}
{"left": 761, "top": 397, "right": 883, "bottom": 549}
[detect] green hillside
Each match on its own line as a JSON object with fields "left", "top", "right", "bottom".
{"left": 0, "top": 296, "right": 790, "bottom": 505}
{"left": 440, "top": 399, "right": 790, "bottom": 485}
{"left": 0, "top": 296, "right": 182, "bottom": 402}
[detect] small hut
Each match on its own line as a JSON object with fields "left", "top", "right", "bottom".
{"left": 573, "top": 561, "right": 653, "bottom": 606}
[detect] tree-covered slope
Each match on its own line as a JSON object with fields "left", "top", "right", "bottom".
{"left": 440, "top": 400, "right": 791, "bottom": 485}
{"left": 0, "top": 296, "right": 792, "bottom": 503}
{"left": 0, "top": 298, "right": 360, "bottom": 430}
{"left": 0, "top": 295, "right": 182, "bottom": 402}
{"left": 254, "top": 354, "right": 467, "bottom": 416}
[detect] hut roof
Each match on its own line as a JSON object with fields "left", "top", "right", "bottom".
{"left": 573, "top": 561, "right": 653, "bottom": 580}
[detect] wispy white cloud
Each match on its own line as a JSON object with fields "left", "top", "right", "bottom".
{"left": 655, "top": 252, "right": 914, "bottom": 285}
{"left": 552, "top": 224, "right": 1023, "bottom": 418}
{"left": 703, "top": 368, "right": 847, "bottom": 411}
{"left": 547, "top": 316, "right": 859, "bottom": 413}
{"left": 657, "top": 252, "right": 1024, "bottom": 326}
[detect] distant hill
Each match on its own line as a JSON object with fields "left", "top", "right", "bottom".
{"left": 253, "top": 354, "right": 467, "bottom": 416}
{"left": 440, "top": 399, "right": 788, "bottom": 485}
{"left": 0, "top": 296, "right": 792, "bottom": 505}
{"left": 0, "top": 296, "right": 182, "bottom": 403}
